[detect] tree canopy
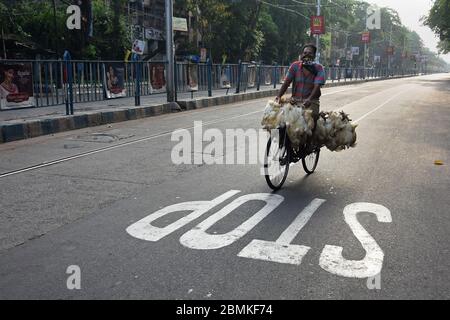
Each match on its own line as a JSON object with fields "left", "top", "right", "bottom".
{"left": 423, "top": 0, "right": 450, "bottom": 54}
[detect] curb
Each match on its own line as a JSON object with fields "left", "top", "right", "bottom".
{"left": 0, "top": 75, "right": 418, "bottom": 144}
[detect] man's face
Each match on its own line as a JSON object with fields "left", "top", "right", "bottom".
{"left": 301, "top": 47, "right": 315, "bottom": 62}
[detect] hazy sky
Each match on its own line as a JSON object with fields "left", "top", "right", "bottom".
{"left": 366, "top": 0, "right": 450, "bottom": 63}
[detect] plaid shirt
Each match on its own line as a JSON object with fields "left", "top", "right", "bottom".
{"left": 285, "top": 61, "right": 326, "bottom": 99}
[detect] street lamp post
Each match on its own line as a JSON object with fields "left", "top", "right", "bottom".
{"left": 316, "top": 0, "right": 321, "bottom": 63}
{"left": 165, "top": 0, "right": 175, "bottom": 103}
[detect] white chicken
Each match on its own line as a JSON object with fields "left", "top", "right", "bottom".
{"left": 315, "top": 111, "right": 357, "bottom": 152}
{"left": 261, "top": 99, "right": 283, "bottom": 130}
{"left": 261, "top": 100, "right": 357, "bottom": 151}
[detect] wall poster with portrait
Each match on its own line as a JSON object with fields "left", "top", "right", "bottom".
{"left": 0, "top": 62, "right": 35, "bottom": 110}
{"left": 187, "top": 63, "right": 199, "bottom": 92}
{"left": 103, "top": 63, "right": 126, "bottom": 99}
{"left": 149, "top": 63, "right": 166, "bottom": 93}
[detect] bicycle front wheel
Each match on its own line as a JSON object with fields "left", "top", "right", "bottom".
{"left": 302, "top": 148, "right": 320, "bottom": 174}
{"left": 264, "top": 133, "right": 291, "bottom": 190}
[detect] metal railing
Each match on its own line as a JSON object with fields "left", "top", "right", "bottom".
{"left": 0, "top": 58, "right": 425, "bottom": 112}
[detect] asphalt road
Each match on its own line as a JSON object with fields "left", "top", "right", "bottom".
{"left": 0, "top": 73, "right": 449, "bottom": 300}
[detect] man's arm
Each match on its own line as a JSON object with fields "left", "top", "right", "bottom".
{"left": 276, "top": 81, "right": 291, "bottom": 101}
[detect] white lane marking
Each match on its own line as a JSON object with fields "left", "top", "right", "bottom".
{"left": 319, "top": 202, "right": 392, "bottom": 278}
{"left": 126, "top": 190, "right": 240, "bottom": 242}
{"left": 237, "top": 199, "right": 326, "bottom": 265}
{"left": 353, "top": 88, "right": 410, "bottom": 123}
{"left": 179, "top": 193, "right": 284, "bottom": 250}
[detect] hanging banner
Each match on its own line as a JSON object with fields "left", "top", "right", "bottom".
{"left": 187, "top": 63, "right": 198, "bottom": 91}
{"left": 311, "top": 16, "right": 325, "bottom": 35}
{"left": 362, "top": 31, "right": 371, "bottom": 43}
{"left": 103, "top": 63, "right": 126, "bottom": 99}
{"left": 346, "top": 50, "right": 353, "bottom": 61}
{"left": 200, "top": 48, "right": 207, "bottom": 63}
{"left": 132, "top": 39, "right": 146, "bottom": 55}
{"left": 0, "top": 62, "right": 34, "bottom": 110}
{"left": 220, "top": 66, "right": 231, "bottom": 89}
{"left": 149, "top": 63, "right": 166, "bottom": 93}
{"left": 173, "top": 17, "right": 188, "bottom": 32}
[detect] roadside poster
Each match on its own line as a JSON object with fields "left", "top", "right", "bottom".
{"left": 132, "top": 39, "right": 146, "bottom": 55}
{"left": 150, "top": 63, "right": 166, "bottom": 93}
{"left": 346, "top": 50, "right": 353, "bottom": 61}
{"left": 187, "top": 63, "right": 198, "bottom": 91}
{"left": 247, "top": 65, "right": 256, "bottom": 88}
{"left": 351, "top": 47, "right": 360, "bottom": 55}
{"left": 220, "top": 66, "right": 231, "bottom": 89}
{"left": 264, "top": 69, "right": 272, "bottom": 85}
{"left": 0, "top": 62, "right": 34, "bottom": 110}
{"left": 200, "top": 48, "right": 207, "bottom": 63}
{"left": 103, "top": 63, "right": 126, "bottom": 99}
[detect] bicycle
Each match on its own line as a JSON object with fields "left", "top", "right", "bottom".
{"left": 264, "top": 123, "right": 321, "bottom": 190}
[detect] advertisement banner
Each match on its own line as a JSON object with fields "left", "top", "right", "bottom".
{"left": 132, "top": 39, "right": 146, "bottom": 55}
{"left": 310, "top": 16, "right": 325, "bottom": 35}
{"left": 149, "top": 63, "right": 166, "bottom": 93}
{"left": 103, "top": 63, "right": 126, "bottom": 99}
{"left": 0, "top": 62, "right": 34, "bottom": 110}
{"left": 247, "top": 65, "right": 256, "bottom": 88}
{"left": 187, "top": 63, "right": 198, "bottom": 91}
{"left": 362, "top": 31, "right": 371, "bottom": 43}
{"left": 220, "top": 66, "right": 231, "bottom": 89}
{"left": 264, "top": 69, "right": 272, "bottom": 85}
{"left": 346, "top": 50, "right": 353, "bottom": 61}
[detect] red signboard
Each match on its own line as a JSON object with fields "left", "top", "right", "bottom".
{"left": 310, "top": 16, "right": 325, "bottom": 35}
{"left": 362, "top": 31, "right": 371, "bottom": 43}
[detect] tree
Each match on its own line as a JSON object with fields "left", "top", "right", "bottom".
{"left": 423, "top": 0, "right": 450, "bottom": 53}
{"left": 0, "top": 0, "right": 129, "bottom": 59}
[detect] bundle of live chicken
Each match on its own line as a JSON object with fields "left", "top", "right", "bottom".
{"left": 261, "top": 99, "right": 358, "bottom": 152}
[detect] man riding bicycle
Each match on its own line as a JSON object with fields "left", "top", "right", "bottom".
{"left": 275, "top": 43, "right": 326, "bottom": 122}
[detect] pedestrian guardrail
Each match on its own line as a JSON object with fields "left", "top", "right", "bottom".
{"left": 0, "top": 57, "right": 428, "bottom": 112}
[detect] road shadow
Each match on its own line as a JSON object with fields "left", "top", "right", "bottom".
{"left": 411, "top": 76, "right": 450, "bottom": 93}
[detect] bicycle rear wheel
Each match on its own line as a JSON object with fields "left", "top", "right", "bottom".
{"left": 264, "top": 131, "right": 291, "bottom": 190}
{"left": 302, "top": 147, "right": 320, "bottom": 174}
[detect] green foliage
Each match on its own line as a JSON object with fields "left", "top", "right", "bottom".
{"left": 0, "top": 0, "right": 129, "bottom": 59}
{"left": 423, "top": 0, "right": 450, "bottom": 53}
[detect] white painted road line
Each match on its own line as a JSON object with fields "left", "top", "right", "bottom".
{"left": 354, "top": 88, "right": 410, "bottom": 123}
{"left": 237, "top": 198, "right": 326, "bottom": 265}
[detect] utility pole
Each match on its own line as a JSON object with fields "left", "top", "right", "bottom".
{"left": 388, "top": 24, "right": 392, "bottom": 73}
{"left": 316, "top": 0, "right": 321, "bottom": 63}
{"left": 364, "top": 7, "right": 368, "bottom": 78}
{"left": 1, "top": 27, "right": 6, "bottom": 59}
{"left": 52, "top": 0, "right": 58, "bottom": 57}
{"left": 165, "top": 0, "right": 176, "bottom": 103}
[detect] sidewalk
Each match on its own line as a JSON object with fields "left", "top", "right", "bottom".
{"left": 0, "top": 76, "right": 412, "bottom": 144}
